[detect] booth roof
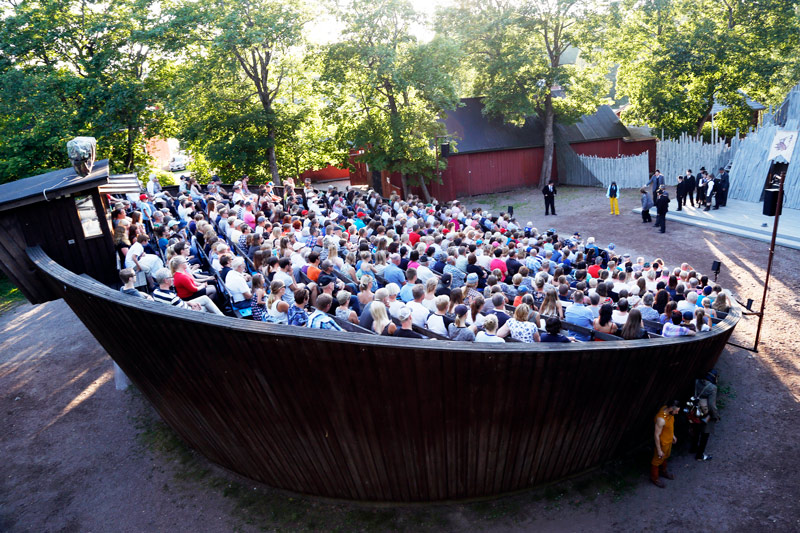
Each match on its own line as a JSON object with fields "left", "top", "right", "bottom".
{"left": 0, "top": 160, "right": 110, "bottom": 212}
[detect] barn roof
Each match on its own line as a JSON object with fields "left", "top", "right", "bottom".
{"left": 442, "top": 98, "right": 630, "bottom": 154}
{"left": 0, "top": 160, "right": 110, "bottom": 212}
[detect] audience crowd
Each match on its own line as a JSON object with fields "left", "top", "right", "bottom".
{"left": 110, "top": 174, "right": 733, "bottom": 344}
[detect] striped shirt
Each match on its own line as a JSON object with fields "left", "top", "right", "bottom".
{"left": 152, "top": 288, "right": 190, "bottom": 309}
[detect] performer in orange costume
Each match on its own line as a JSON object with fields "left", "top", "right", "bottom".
{"left": 651, "top": 400, "right": 681, "bottom": 488}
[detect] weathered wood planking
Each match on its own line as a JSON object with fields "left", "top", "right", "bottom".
{"left": 29, "top": 246, "right": 738, "bottom": 502}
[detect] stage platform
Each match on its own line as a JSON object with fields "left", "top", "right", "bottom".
{"left": 632, "top": 197, "right": 800, "bottom": 251}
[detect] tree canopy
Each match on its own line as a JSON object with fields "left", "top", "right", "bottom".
{"left": 0, "top": 0, "right": 798, "bottom": 184}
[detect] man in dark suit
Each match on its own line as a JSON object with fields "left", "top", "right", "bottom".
{"left": 716, "top": 167, "right": 729, "bottom": 208}
{"left": 542, "top": 180, "right": 557, "bottom": 215}
{"left": 675, "top": 176, "right": 686, "bottom": 211}
{"left": 684, "top": 169, "right": 696, "bottom": 207}
{"left": 656, "top": 188, "right": 670, "bottom": 233}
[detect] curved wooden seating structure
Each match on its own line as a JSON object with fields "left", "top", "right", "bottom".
{"left": 29, "top": 246, "right": 739, "bottom": 502}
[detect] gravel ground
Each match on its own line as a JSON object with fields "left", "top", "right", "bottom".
{"left": 1, "top": 185, "right": 799, "bottom": 532}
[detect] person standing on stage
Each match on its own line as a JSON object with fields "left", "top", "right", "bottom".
{"left": 542, "top": 180, "right": 557, "bottom": 216}
{"left": 704, "top": 173, "right": 716, "bottom": 211}
{"left": 640, "top": 187, "right": 654, "bottom": 223}
{"left": 651, "top": 400, "right": 681, "bottom": 488}
{"left": 646, "top": 170, "right": 665, "bottom": 205}
{"left": 606, "top": 181, "right": 620, "bottom": 215}
{"left": 655, "top": 187, "right": 669, "bottom": 233}
{"left": 716, "top": 167, "right": 730, "bottom": 208}
{"left": 685, "top": 169, "right": 696, "bottom": 207}
{"left": 675, "top": 175, "right": 686, "bottom": 211}
{"left": 697, "top": 168, "right": 708, "bottom": 207}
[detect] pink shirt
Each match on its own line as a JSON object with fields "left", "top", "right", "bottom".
{"left": 244, "top": 211, "right": 256, "bottom": 230}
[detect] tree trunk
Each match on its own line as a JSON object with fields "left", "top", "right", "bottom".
{"left": 540, "top": 93, "right": 555, "bottom": 186}
{"left": 400, "top": 174, "right": 410, "bottom": 199}
{"left": 124, "top": 127, "right": 135, "bottom": 171}
{"left": 267, "top": 125, "right": 281, "bottom": 184}
{"left": 417, "top": 175, "right": 432, "bottom": 203}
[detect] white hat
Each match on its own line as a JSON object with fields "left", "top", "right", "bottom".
{"left": 292, "top": 241, "right": 306, "bottom": 251}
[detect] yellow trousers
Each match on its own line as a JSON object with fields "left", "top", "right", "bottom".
{"left": 609, "top": 197, "right": 619, "bottom": 215}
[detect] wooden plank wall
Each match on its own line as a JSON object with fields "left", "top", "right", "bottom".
{"left": 727, "top": 124, "right": 777, "bottom": 203}
{"left": 0, "top": 190, "right": 118, "bottom": 302}
{"left": 30, "top": 246, "right": 740, "bottom": 502}
{"left": 556, "top": 136, "right": 649, "bottom": 189}
{"left": 655, "top": 131, "right": 740, "bottom": 186}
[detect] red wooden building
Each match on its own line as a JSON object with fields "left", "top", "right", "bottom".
{"left": 400, "top": 98, "right": 656, "bottom": 201}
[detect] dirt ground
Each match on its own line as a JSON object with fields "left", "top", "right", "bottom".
{"left": 1, "top": 185, "right": 799, "bottom": 532}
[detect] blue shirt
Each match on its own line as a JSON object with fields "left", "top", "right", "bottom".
{"left": 383, "top": 263, "right": 405, "bottom": 287}
{"left": 398, "top": 283, "right": 415, "bottom": 303}
{"left": 564, "top": 303, "right": 594, "bottom": 341}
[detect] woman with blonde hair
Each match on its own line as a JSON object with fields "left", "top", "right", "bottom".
{"left": 358, "top": 275, "right": 375, "bottom": 307}
{"left": 712, "top": 292, "right": 730, "bottom": 314}
{"left": 497, "top": 304, "right": 540, "bottom": 343}
{"left": 343, "top": 251, "right": 357, "bottom": 281}
{"left": 423, "top": 277, "right": 438, "bottom": 312}
{"left": 371, "top": 303, "right": 396, "bottom": 336}
{"left": 265, "top": 280, "right": 290, "bottom": 324}
{"left": 538, "top": 288, "right": 564, "bottom": 319}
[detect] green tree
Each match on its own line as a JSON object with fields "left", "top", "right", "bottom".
{"left": 322, "top": 0, "right": 461, "bottom": 201}
{"left": 441, "top": 0, "right": 610, "bottom": 185}
{"left": 609, "top": 0, "right": 800, "bottom": 138}
{"left": 0, "top": 0, "right": 174, "bottom": 181}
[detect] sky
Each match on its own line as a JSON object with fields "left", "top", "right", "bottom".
{"left": 307, "top": 0, "right": 445, "bottom": 45}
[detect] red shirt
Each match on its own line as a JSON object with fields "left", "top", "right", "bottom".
{"left": 409, "top": 232, "right": 420, "bottom": 246}
{"left": 587, "top": 264, "right": 602, "bottom": 278}
{"left": 173, "top": 271, "right": 199, "bottom": 299}
{"left": 490, "top": 258, "right": 508, "bottom": 275}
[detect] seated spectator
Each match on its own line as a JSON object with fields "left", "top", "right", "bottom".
{"left": 422, "top": 277, "right": 438, "bottom": 312}
{"left": 265, "top": 280, "right": 290, "bottom": 324}
{"left": 677, "top": 291, "right": 699, "bottom": 314}
{"left": 226, "top": 257, "right": 253, "bottom": 309}
{"left": 426, "top": 295, "right": 452, "bottom": 336}
{"left": 488, "top": 293, "right": 511, "bottom": 328}
{"left": 171, "top": 256, "right": 217, "bottom": 303}
{"left": 701, "top": 297, "right": 717, "bottom": 319}
{"left": 620, "top": 309, "right": 649, "bottom": 340}
{"left": 359, "top": 288, "right": 390, "bottom": 330}
{"left": 288, "top": 288, "right": 310, "bottom": 327}
{"left": 497, "top": 304, "right": 540, "bottom": 343}
{"left": 395, "top": 306, "right": 424, "bottom": 338}
{"left": 448, "top": 305, "right": 476, "bottom": 341}
{"left": 250, "top": 273, "right": 267, "bottom": 321}
{"left": 308, "top": 294, "right": 343, "bottom": 330}
{"left": 538, "top": 288, "right": 564, "bottom": 319}
{"left": 435, "top": 273, "right": 452, "bottom": 297}
{"left": 638, "top": 292, "right": 660, "bottom": 322}
{"left": 336, "top": 290, "right": 359, "bottom": 324}
{"left": 661, "top": 310, "right": 697, "bottom": 337}
{"left": 475, "top": 314, "right": 505, "bottom": 343}
{"left": 594, "top": 303, "right": 618, "bottom": 335}
{"left": 659, "top": 301, "right": 678, "bottom": 325}
{"left": 398, "top": 268, "right": 418, "bottom": 303}
{"left": 407, "top": 284, "right": 431, "bottom": 328}
{"left": 712, "top": 292, "right": 731, "bottom": 314}
{"left": 118, "top": 268, "right": 152, "bottom": 300}
{"left": 694, "top": 308, "right": 712, "bottom": 332}
{"left": 383, "top": 253, "right": 406, "bottom": 287}
{"left": 125, "top": 233, "right": 164, "bottom": 285}
{"left": 152, "top": 267, "right": 221, "bottom": 314}
{"left": 612, "top": 298, "right": 630, "bottom": 326}
{"left": 540, "top": 316, "right": 571, "bottom": 343}
{"left": 564, "top": 290, "right": 594, "bottom": 341}
{"left": 371, "top": 300, "right": 397, "bottom": 336}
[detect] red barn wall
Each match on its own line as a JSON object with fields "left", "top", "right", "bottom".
{"left": 391, "top": 139, "right": 657, "bottom": 202}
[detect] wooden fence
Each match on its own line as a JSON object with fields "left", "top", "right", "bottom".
{"left": 29, "top": 246, "right": 740, "bottom": 502}
{"left": 655, "top": 131, "right": 740, "bottom": 186}
{"left": 557, "top": 137, "right": 649, "bottom": 189}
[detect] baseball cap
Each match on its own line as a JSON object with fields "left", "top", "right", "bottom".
{"left": 292, "top": 242, "right": 306, "bottom": 251}
{"left": 397, "top": 306, "right": 412, "bottom": 321}
{"left": 682, "top": 311, "right": 694, "bottom": 320}
{"left": 517, "top": 285, "right": 529, "bottom": 294}
{"left": 167, "top": 219, "right": 179, "bottom": 228}
{"left": 466, "top": 272, "right": 479, "bottom": 284}
{"left": 454, "top": 304, "right": 468, "bottom": 316}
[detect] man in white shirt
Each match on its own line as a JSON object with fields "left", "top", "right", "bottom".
{"left": 415, "top": 255, "right": 436, "bottom": 284}
{"left": 124, "top": 234, "right": 164, "bottom": 275}
{"left": 677, "top": 291, "right": 699, "bottom": 314}
{"left": 225, "top": 257, "right": 252, "bottom": 304}
{"left": 407, "top": 285, "right": 430, "bottom": 328}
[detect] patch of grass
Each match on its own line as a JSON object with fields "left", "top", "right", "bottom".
{"left": 0, "top": 272, "right": 26, "bottom": 314}
{"left": 717, "top": 381, "right": 736, "bottom": 410}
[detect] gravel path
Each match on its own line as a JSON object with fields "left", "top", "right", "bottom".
{"left": 1, "top": 185, "right": 799, "bottom": 532}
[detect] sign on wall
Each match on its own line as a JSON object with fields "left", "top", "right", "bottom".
{"left": 767, "top": 130, "right": 798, "bottom": 163}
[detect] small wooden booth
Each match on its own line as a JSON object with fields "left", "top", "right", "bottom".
{"left": 0, "top": 160, "right": 117, "bottom": 303}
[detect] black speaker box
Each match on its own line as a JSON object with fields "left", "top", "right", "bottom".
{"left": 763, "top": 188, "right": 782, "bottom": 216}
{"left": 440, "top": 143, "right": 450, "bottom": 158}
